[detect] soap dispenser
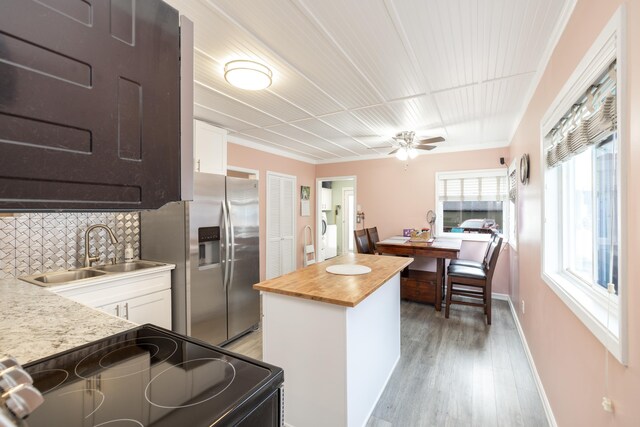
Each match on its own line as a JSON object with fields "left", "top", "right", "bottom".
{"left": 124, "top": 244, "right": 134, "bottom": 262}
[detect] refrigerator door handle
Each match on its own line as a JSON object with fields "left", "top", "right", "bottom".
{"left": 227, "top": 199, "right": 236, "bottom": 289}
{"left": 222, "top": 199, "right": 230, "bottom": 292}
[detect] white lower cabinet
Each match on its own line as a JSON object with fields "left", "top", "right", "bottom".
{"left": 52, "top": 268, "right": 173, "bottom": 330}
{"left": 97, "top": 290, "right": 172, "bottom": 329}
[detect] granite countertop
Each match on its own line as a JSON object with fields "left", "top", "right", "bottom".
{"left": 253, "top": 253, "right": 413, "bottom": 307}
{"left": 0, "top": 278, "right": 135, "bottom": 364}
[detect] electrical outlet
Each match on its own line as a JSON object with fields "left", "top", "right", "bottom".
{"left": 602, "top": 397, "right": 613, "bottom": 412}
{"left": 521, "top": 300, "right": 525, "bottom": 314}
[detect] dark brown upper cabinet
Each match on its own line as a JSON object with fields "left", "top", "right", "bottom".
{"left": 0, "top": 0, "right": 190, "bottom": 211}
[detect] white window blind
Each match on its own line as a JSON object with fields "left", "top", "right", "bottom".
{"left": 545, "top": 62, "right": 617, "bottom": 169}
{"left": 509, "top": 169, "right": 517, "bottom": 201}
{"left": 438, "top": 175, "right": 508, "bottom": 202}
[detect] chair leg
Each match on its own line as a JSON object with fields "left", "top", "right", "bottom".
{"left": 445, "top": 276, "right": 452, "bottom": 319}
{"left": 483, "top": 286, "right": 488, "bottom": 314}
{"left": 486, "top": 291, "right": 492, "bottom": 325}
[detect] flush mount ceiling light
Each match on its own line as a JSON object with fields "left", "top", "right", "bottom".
{"left": 224, "top": 60, "right": 272, "bottom": 90}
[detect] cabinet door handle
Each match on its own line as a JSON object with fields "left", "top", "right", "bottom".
{"left": 124, "top": 302, "right": 129, "bottom": 320}
{"left": 197, "top": 159, "right": 201, "bottom": 171}
{"left": 115, "top": 305, "right": 120, "bottom": 317}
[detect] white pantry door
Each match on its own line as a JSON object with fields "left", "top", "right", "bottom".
{"left": 342, "top": 188, "right": 355, "bottom": 254}
{"left": 266, "top": 172, "right": 296, "bottom": 279}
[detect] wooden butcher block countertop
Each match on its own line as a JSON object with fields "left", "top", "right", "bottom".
{"left": 253, "top": 253, "right": 413, "bottom": 307}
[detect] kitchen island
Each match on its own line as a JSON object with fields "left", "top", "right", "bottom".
{"left": 254, "top": 253, "right": 412, "bottom": 427}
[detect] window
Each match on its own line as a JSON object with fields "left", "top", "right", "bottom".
{"left": 562, "top": 137, "right": 618, "bottom": 294}
{"left": 541, "top": 7, "right": 626, "bottom": 364}
{"left": 435, "top": 169, "right": 508, "bottom": 239}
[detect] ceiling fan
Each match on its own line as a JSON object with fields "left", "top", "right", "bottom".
{"left": 370, "top": 131, "right": 445, "bottom": 160}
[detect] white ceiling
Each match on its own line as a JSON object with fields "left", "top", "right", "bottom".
{"left": 165, "top": 0, "right": 574, "bottom": 163}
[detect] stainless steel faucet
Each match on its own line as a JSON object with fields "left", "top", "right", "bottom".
{"left": 84, "top": 224, "right": 119, "bottom": 267}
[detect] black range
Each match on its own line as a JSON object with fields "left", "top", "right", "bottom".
{"left": 22, "top": 325, "right": 283, "bottom": 427}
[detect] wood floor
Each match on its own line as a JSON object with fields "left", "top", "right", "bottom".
{"left": 223, "top": 299, "right": 547, "bottom": 427}
{"left": 224, "top": 324, "right": 263, "bottom": 360}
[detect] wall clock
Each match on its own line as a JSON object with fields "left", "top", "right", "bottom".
{"left": 520, "top": 154, "right": 530, "bottom": 185}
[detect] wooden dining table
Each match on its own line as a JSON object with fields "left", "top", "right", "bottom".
{"left": 375, "top": 238, "right": 462, "bottom": 311}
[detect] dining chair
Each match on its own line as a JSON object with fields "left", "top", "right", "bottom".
{"left": 365, "top": 227, "right": 380, "bottom": 254}
{"left": 449, "top": 232, "right": 499, "bottom": 269}
{"left": 354, "top": 229, "right": 372, "bottom": 254}
{"left": 445, "top": 236, "right": 503, "bottom": 324}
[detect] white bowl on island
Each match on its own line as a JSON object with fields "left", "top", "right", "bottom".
{"left": 325, "top": 264, "right": 372, "bottom": 275}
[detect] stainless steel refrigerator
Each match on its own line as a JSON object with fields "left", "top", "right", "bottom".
{"left": 141, "top": 173, "right": 260, "bottom": 345}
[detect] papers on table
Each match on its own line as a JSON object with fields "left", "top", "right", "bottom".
{"left": 430, "top": 240, "right": 461, "bottom": 249}
{"left": 378, "top": 236, "right": 410, "bottom": 244}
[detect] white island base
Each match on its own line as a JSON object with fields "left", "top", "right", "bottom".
{"left": 262, "top": 274, "right": 401, "bottom": 427}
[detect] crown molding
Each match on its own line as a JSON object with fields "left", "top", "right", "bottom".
{"left": 230, "top": 132, "right": 508, "bottom": 166}
{"left": 314, "top": 140, "right": 510, "bottom": 164}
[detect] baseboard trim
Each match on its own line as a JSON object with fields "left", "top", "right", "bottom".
{"left": 506, "top": 298, "right": 558, "bottom": 427}
{"left": 492, "top": 292, "right": 510, "bottom": 301}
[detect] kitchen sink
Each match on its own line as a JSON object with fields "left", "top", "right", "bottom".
{"left": 31, "top": 269, "right": 108, "bottom": 285}
{"left": 93, "top": 261, "right": 165, "bottom": 273}
{"left": 20, "top": 260, "right": 172, "bottom": 287}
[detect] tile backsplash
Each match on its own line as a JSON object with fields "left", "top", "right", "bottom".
{"left": 0, "top": 212, "right": 140, "bottom": 280}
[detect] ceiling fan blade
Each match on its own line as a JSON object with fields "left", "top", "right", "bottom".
{"left": 367, "top": 145, "right": 395, "bottom": 149}
{"left": 413, "top": 145, "right": 437, "bottom": 151}
{"left": 388, "top": 148, "right": 399, "bottom": 155}
{"left": 417, "top": 136, "right": 445, "bottom": 144}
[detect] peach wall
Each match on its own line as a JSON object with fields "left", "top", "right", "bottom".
{"left": 316, "top": 147, "right": 511, "bottom": 294}
{"left": 227, "top": 142, "right": 316, "bottom": 281}
{"left": 227, "top": 142, "right": 510, "bottom": 289}
{"left": 509, "top": 0, "right": 640, "bottom": 425}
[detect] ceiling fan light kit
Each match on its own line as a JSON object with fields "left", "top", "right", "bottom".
{"left": 224, "top": 59, "right": 273, "bottom": 90}
{"left": 395, "top": 146, "right": 418, "bottom": 161}
{"left": 395, "top": 148, "right": 408, "bottom": 161}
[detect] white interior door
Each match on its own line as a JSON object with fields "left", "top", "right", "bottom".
{"left": 266, "top": 172, "right": 296, "bottom": 279}
{"left": 343, "top": 188, "right": 355, "bottom": 253}
{"left": 280, "top": 176, "right": 295, "bottom": 274}
{"left": 267, "top": 174, "right": 282, "bottom": 279}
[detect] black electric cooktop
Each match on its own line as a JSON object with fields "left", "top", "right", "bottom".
{"left": 23, "top": 325, "right": 283, "bottom": 427}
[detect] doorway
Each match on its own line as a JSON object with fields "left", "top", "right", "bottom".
{"left": 316, "top": 176, "right": 357, "bottom": 262}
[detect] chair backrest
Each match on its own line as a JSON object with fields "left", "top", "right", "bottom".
{"left": 482, "top": 233, "right": 500, "bottom": 266}
{"left": 484, "top": 236, "right": 503, "bottom": 284}
{"left": 366, "top": 227, "right": 380, "bottom": 252}
{"left": 354, "top": 229, "right": 372, "bottom": 254}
